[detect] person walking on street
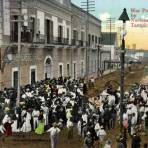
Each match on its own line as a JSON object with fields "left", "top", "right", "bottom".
{"left": 104, "top": 140, "right": 112, "bottom": 148}
{"left": 84, "top": 131, "right": 94, "bottom": 148}
{"left": 131, "top": 133, "right": 141, "bottom": 148}
{"left": 47, "top": 122, "right": 61, "bottom": 148}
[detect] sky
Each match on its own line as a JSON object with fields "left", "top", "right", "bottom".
{"left": 71, "top": 0, "right": 148, "bottom": 50}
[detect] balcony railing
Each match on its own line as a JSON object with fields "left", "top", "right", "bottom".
{"left": 71, "top": 39, "right": 86, "bottom": 47}
{"left": 35, "top": 34, "right": 46, "bottom": 44}
{"left": 10, "top": 32, "right": 87, "bottom": 47}
{"left": 71, "top": 39, "right": 76, "bottom": 46}
{"left": 10, "top": 31, "right": 33, "bottom": 43}
{"left": 53, "top": 37, "right": 69, "bottom": 45}
{"left": 79, "top": 40, "right": 84, "bottom": 46}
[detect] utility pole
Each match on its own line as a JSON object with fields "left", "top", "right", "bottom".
{"left": 106, "top": 18, "right": 115, "bottom": 71}
{"left": 17, "top": 0, "right": 22, "bottom": 107}
{"left": 10, "top": 0, "right": 31, "bottom": 106}
{"left": 81, "top": 0, "right": 95, "bottom": 80}
{"left": 9, "top": 0, "right": 22, "bottom": 106}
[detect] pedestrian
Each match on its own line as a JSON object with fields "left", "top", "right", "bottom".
{"left": 97, "top": 126, "right": 106, "bottom": 148}
{"left": 131, "top": 133, "right": 141, "bottom": 148}
{"left": 67, "top": 118, "right": 74, "bottom": 139}
{"left": 117, "top": 139, "right": 125, "bottom": 148}
{"left": 104, "top": 139, "right": 112, "bottom": 148}
{"left": 84, "top": 131, "right": 94, "bottom": 148}
{"left": 77, "top": 119, "right": 82, "bottom": 135}
{"left": 2, "top": 114, "right": 12, "bottom": 136}
{"left": 144, "top": 112, "right": 148, "bottom": 135}
{"left": 120, "top": 136, "right": 127, "bottom": 148}
{"left": 83, "top": 82, "right": 88, "bottom": 95}
{"left": 47, "top": 122, "right": 60, "bottom": 148}
{"left": 21, "top": 110, "right": 32, "bottom": 133}
{"left": 32, "top": 108, "right": 40, "bottom": 130}
{"left": 35, "top": 112, "right": 45, "bottom": 135}
{"left": 144, "top": 143, "right": 148, "bottom": 148}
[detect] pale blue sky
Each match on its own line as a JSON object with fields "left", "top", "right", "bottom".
{"left": 71, "top": 0, "right": 148, "bottom": 20}
{"left": 71, "top": 0, "right": 148, "bottom": 49}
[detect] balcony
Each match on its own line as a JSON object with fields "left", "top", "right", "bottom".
{"left": 71, "top": 39, "right": 86, "bottom": 47}
{"left": 10, "top": 30, "right": 33, "bottom": 43}
{"left": 71, "top": 39, "right": 76, "bottom": 46}
{"left": 52, "top": 37, "right": 70, "bottom": 45}
{"left": 35, "top": 34, "right": 46, "bottom": 44}
{"left": 10, "top": 32, "right": 71, "bottom": 46}
{"left": 79, "top": 40, "right": 85, "bottom": 47}
{"left": 71, "top": 39, "right": 81, "bottom": 46}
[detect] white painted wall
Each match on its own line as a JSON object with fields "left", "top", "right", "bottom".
{"left": 69, "top": 26, "right": 71, "bottom": 44}
{"left": 37, "top": 10, "right": 45, "bottom": 35}
{"left": 22, "top": 9, "right": 28, "bottom": 26}
{"left": 0, "top": 17, "right": 2, "bottom": 46}
{"left": 52, "top": 16, "right": 58, "bottom": 37}
{"left": 102, "top": 45, "right": 117, "bottom": 60}
{"left": 63, "top": 20, "right": 66, "bottom": 38}
{"left": 0, "top": 20, "right": 2, "bottom": 45}
{"left": 3, "top": 0, "right": 10, "bottom": 36}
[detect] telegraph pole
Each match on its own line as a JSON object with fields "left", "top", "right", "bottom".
{"left": 81, "top": 0, "right": 95, "bottom": 79}
{"left": 10, "top": 0, "right": 31, "bottom": 106}
{"left": 106, "top": 18, "right": 115, "bottom": 71}
{"left": 16, "top": 0, "right": 22, "bottom": 107}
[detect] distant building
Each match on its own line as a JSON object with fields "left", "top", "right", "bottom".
{"left": 99, "top": 32, "right": 118, "bottom": 70}
{"left": 0, "top": 0, "right": 101, "bottom": 89}
{"left": 125, "top": 49, "right": 148, "bottom": 63}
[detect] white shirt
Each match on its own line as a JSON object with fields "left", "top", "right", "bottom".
{"left": 123, "top": 113, "right": 128, "bottom": 121}
{"left": 104, "top": 144, "right": 111, "bottom": 148}
{"left": 32, "top": 110, "right": 40, "bottom": 118}
{"left": 67, "top": 120, "right": 74, "bottom": 128}
{"left": 82, "top": 114, "right": 88, "bottom": 123}
{"left": 47, "top": 127, "right": 60, "bottom": 137}
{"left": 141, "top": 90, "right": 148, "bottom": 102}
{"left": 97, "top": 129, "right": 106, "bottom": 142}
{"left": 95, "top": 123, "right": 101, "bottom": 131}
{"left": 108, "top": 95, "right": 115, "bottom": 106}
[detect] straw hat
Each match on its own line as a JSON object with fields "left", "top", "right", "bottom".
{"left": 86, "top": 131, "right": 91, "bottom": 135}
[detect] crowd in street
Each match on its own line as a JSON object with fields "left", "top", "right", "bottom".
{"left": 0, "top": 76, "right": 148, "bottom": 148}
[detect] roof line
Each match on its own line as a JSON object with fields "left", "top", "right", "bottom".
{"left": 71, "top": 3, "right": 101, "bottom": 23}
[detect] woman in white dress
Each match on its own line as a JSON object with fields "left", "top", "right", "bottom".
{"left": 77, "top": 119, "right": 82, "bottom": 135}
{"left": 21, "top": 111, "right": 32, "bottom": 132}
{"left": 11, "top": 114, "right": 20, "bottom": 132}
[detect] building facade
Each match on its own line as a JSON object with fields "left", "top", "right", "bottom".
{"left": 99, "top": 32, "right": 118, "bottom": 70}
{"left": 0, "top": 0, "right": 101, "bottom": 89}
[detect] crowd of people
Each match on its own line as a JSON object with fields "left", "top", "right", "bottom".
{"left": 0, "top": 76, "right": 148, "bottom": 148}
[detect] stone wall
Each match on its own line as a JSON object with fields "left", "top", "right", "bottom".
{"left": 0, "top": 0, "right": 2, "bottom": 46}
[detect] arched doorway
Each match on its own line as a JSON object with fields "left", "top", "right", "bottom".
{"left": 44, "top": 57, "right": 52, "bottom": 79}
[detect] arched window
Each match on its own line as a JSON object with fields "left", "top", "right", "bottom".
{"left": 44, "top": 57, "right": 52, "bottom": 79}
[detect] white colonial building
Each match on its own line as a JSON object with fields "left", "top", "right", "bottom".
{"left": 0, "top": 0, "right": 101, "bottom": 89}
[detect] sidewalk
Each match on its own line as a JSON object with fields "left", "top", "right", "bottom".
{"left": 103, "top": 69, "right": 116, "bottom": 75}
{"left": 87, "top": 69, "right": 116, "bottom": 80}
